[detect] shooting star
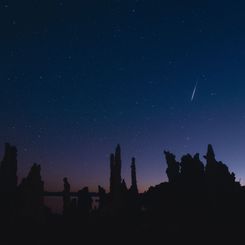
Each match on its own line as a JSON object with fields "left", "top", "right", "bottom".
{"left": 191, "top": 81, "right": 198, "bottom": 101}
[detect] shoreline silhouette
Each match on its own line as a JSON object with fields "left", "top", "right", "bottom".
{"left": 0, "top": 142, "right": 244, "bottom": 244}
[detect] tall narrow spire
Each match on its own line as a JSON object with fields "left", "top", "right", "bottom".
{"left": 115, "top": 144, "right": 121, "bottom": 186}
{"left": 115, "top": 144, "right": 121, "bottom": 176}
{"left": 206, "top": 144, "right": 215, "bottom": 160}
{"left": 109, "top": 144, "right": 122, "bottom": 197}
{"left": 130, "top": 157, "right": 138, "bottom": 194}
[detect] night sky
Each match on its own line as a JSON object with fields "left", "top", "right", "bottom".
{"left": 1, "top": 0, "right": 245, "bottom": 193}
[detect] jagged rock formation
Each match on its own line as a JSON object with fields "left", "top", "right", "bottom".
{"left": 164, "top": 144, "right": 235, "bottom": 189}
{"left": 18, "top": 163, "right": 45, "bottom": 223}
{"left": 164, "top": 151, "right": 180, "bottom": 183}
{"left": 180, "top": 153, "right": 205, "bottom": 185}
{"left": 0, "top": 142, "right": 245, "bottom": 244}
{"left": 204, "top": 144, "right": 236, "bottom": 190}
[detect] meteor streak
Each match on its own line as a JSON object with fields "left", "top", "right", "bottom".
{"left": 191, "top": 81, "right": 198, "bottom": 101}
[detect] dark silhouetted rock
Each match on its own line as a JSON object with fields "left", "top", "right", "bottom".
{"left": 1, "top": 142, "right": 244, "bottom": 244}
{"left": 110, "top": 144, "right": 122, "bottom": 198}
{"left": 180, "top": 153, "right": 204, "bottom": 185}
{"left": 18, "top": 163, "right": 45, "bottom": 223}
{"left": 0, "top": 143, "right": 17, "bottom": 193}
{"left": 98, "top": 185, "right": 106, "bottom": 211}
{"left": 0, "top": 143, "right": 18, "bottom": 224}
{"left": 130, "top": 157, "right": 138, "bottom": 195}
{"left": 77, "top": 187, "right": 92, "bottom": 219}
{"left": 164, "top": 151, "right": 180, "bottom": 183}
{"left": 121, "top": 179, "right": 128, "bottom": 193}
{"left": 204, "top": 144, "right": 235, "bottom": 190}
{"left": 63, "top": 177, "right": 71, "bottom": 216}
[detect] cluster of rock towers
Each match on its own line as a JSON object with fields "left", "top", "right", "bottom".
{"left": 110, "top": 144, "right": 138, "bottom": 195}
{"left": 60, "top": 144, "right": 140, "bottom": 217}
{"left": 0, "top": 140, "right": 243, "bottom": 232}
{"left": 0, "top": 142, "right": 139, "bottom": 221}
{"left": 0, "top": 143, "right": 45, "bottom": 224}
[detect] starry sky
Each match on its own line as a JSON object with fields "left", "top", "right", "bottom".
{"left": 1, "top": 0, "right": 245, "bottom": 193}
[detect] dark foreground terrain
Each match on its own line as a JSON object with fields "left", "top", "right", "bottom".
{"left": 1, "top": 143, "right": 245, "bottom": 244}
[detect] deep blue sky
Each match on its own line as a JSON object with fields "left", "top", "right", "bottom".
{"left": 1, "top": 0, "right": 245, "bottom": 192}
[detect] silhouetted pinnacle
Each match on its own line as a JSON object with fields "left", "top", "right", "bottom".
{"left": 193, "top": 153, "right": 200, "bottom": 161}
{"left": 115, "top": 144, "right": 121, "bottom": 165}
{"left": 121, "top": 179, "right": 128, "bottom": 192}
{"left": 204, "top": 144, "right": 216, "bottom": 162}
{"left": 164, "top": 151, "right": 180, "bottom": 183}
{"left": 130, "top": 157, "right": 138, "bottom": 194}
{"left": 109, "top": 145, "right": 122, "bottom": 198}
{"left": 116, "top": 144, "right": 121, "bottom": 152}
